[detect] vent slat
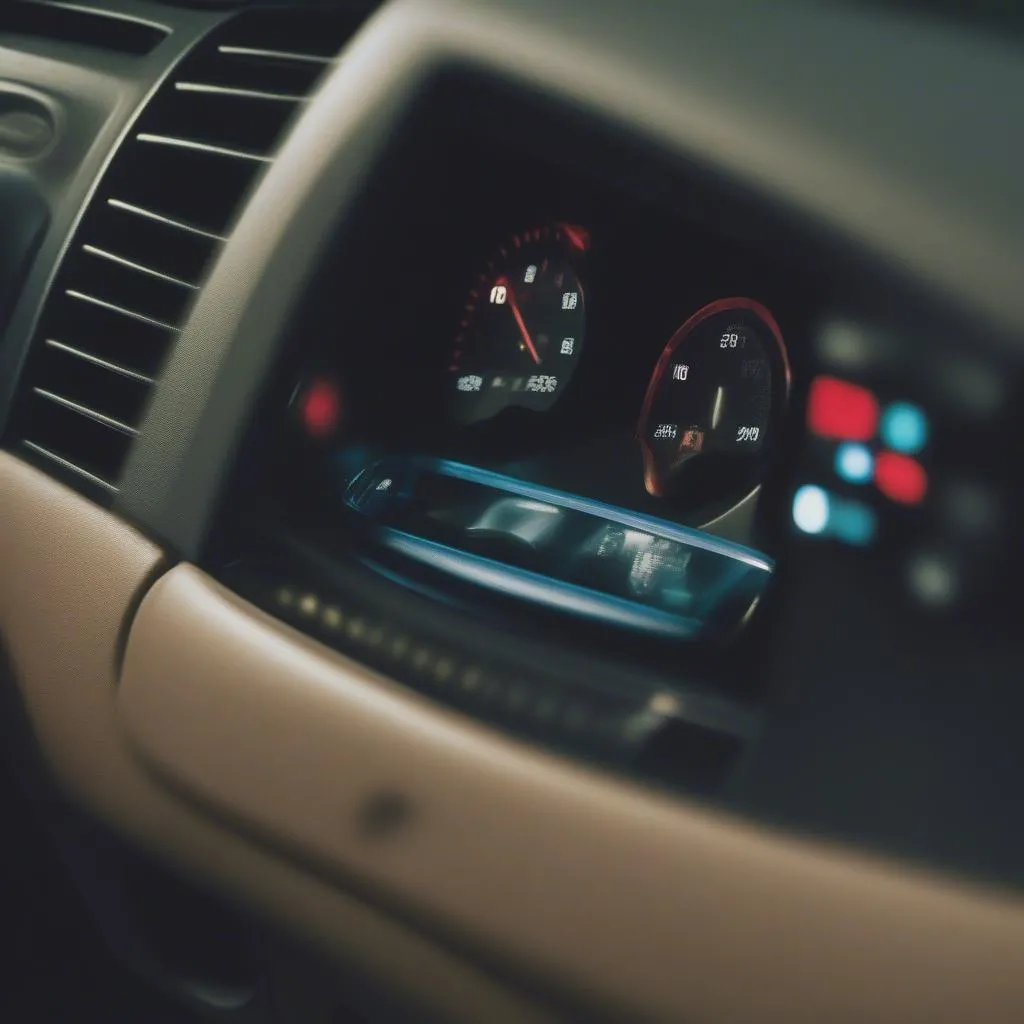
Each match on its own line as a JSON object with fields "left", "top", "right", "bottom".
{"left": 47, "top": 299, "right": 177, "bottom": 376}
{"left": 21, "top": 441, "right": 119, "bottom": 493}
{"left": 20, "top": 399, "right": 133, "bottom": 484}
{"left": 45, "top": 339, "right": 156, "bottom": 385}
{"left": 217, "top": 45, "right": 333, "bottom": 65}
{"left": 65, "top": 289, "right": 180, "bottom": 334}
{"left": 38, "top": 343, "right": 152, "bottom": 424}
{"left": 74, "top": 250, "right": 196, "bottom": 324}
{"left": 105, "top": 145, "right": 262, "bottom": 236}
{"left": 175, "top": 53, "right": 325, "bottom": 96}
{"left": 33, "top": 388, "right": 139, "bottom": 437}
{"left": 105, "top": 199, "right": 227, "bottom": 241}
{"left": 81, "top": 245, "right": 200, "bottom": 290}
{"left": 136, "top": 133, "right": 274, "bottom": 164}
{"left": 175, "top": 82, "right": 308, "bottom": 104}
{"left": 7, "top": 7, "right": 373, "bottom": 501}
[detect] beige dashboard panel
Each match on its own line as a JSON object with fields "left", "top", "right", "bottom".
{"left": 5, "top": 447, "right": 1024, "bottom": 1023}
{"left": 119, "top": 563, "right": 1024, "bottom": 1024}
{"left": 0, "top": 453, "right": 556, "bottom": 1024}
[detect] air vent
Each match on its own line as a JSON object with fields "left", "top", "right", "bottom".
{"left": 6, "top": 8, "right": 370, "bottom": 502}
{"left": 0, "top": 1, "right": 170, "bottom": 56}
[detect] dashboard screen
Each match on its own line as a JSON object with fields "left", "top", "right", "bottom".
{"left": 260, "top": 121, "right": 821, "bottom": 641}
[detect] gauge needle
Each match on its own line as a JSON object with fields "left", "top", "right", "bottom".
{"left": 497, "top": 276, "right": 542, "bottom": 365}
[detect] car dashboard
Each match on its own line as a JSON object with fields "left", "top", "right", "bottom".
{"left": 1, "top": 1, "right": 1024, "bottom": 1022}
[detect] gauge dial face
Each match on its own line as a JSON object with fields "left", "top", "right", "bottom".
{"left": 638, "top": 298, "right": 790, "bottom": 502}
{"left": 448, "top": 224, "right": 588, "bottom": 425}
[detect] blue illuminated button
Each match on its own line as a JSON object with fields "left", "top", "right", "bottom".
{"left": 880, "top": 401, "right": 928, "bottom": 454}
{"left": 792, "top": 485, "right": 830, "bottom": 535}
{"left": 792, "top": 484, "right": 877, "bottom": 546}
{"left": 834, "top": 443, "right": 874, "bottom": 484}
{"left": 829, "top": 496, "right": 877, "bottom": 546}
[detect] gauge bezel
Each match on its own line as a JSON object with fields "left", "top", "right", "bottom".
{"left": 448, "top": 222, "right": 589, "bottom": 425}
{"left": 637, "top": 296, "right": 792, "bottom": 503}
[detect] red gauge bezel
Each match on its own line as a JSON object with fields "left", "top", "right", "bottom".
{"left": 636, "top": 296, "right": 792, "bottom": 498}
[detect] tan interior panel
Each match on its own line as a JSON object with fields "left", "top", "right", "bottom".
{"left": 120, "top": 564, "right": 1024, "bottom": 1024}
{"left": 5, "top": 445, "right": 1024, "bottom": 1023}
{"left": 0, "top": 453, "right": 556, "bottom": 1024}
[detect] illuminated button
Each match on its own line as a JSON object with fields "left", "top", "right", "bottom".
{"left": 793, "top": 485, "right": 877, "bottom": 546}
{"left": 880, "top": 401, "right": 928, "bottom": 454}
{"left": 834, "top": 443, "right": 873, "bottom": 484}
{"left": 807, "top": 376, "right": 879, "bottom": 441}
{"left": 829, "top": 497, "right": 877, "bottom": 546}
{"left": 875, "top": 452, "right": 928, "bottom": 505}
{"left": 299, "top": 378, "right": 342, "bottom": 438}
{"left": 792, "top": 485, "right": 830, "bottom": 535}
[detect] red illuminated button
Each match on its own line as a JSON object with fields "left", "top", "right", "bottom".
{"left": 875, "top": 451, "right": 928, "bottom": 505}
{"left": 807, "top": 376, "right": 879, "bottom": 441}
{"left": 299, "top": 378, "right": 342, "bottom": 438}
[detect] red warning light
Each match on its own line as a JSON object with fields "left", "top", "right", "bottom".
{"left": 875, "top": 451, "right": 928, "bottom": 506}
{"left": 807, "top": 376, "right": 880, "bottom": 442}
{"left": 299, "top": 378, "right": 341, "bottom": 438}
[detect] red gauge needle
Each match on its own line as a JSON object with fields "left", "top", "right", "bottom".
{"left": 497, "top": 276, "right": 541, "bottom": 365}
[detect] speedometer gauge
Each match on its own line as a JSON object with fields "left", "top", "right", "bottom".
{"left": 448, "top": 223, "right": 588, "bottom": 425}
{"left": 638, "top": 297, "right": 790, "bottom": 502}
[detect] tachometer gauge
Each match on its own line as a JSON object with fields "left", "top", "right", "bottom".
{"left": 638, "top": 297, "right": 790, "bottom": 503}
{"left": 448, "top": 223, "right": 588, "bottom": 425}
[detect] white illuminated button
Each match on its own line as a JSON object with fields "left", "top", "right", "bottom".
{"left": 792, "top": 485, "right": 830, "bottom": 535}
{"left": 835, "top": 443, "right": 873, "bottom": 484}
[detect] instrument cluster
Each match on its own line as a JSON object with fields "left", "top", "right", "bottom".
{"left": 278, "top": 140, "right": 816, "bottom": 640}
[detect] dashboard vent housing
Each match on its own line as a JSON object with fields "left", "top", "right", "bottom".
{"left": 0, "top": 1, "right": 170, "bottom": 56}
{"left": 6, "top": 8, "right": 368, "bottom": 502}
